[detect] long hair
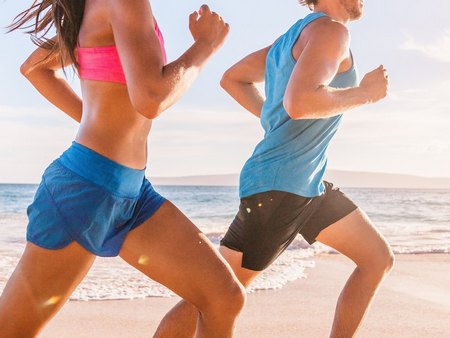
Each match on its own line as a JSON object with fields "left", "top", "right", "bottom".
{"left": 8, "top": 0, "right": 85, "bottom": 68}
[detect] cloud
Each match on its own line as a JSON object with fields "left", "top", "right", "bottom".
{"left": 0, "top": 105, "right": 77, "bottom": 128}
{"left": 401, "top": 30, "right": 450, "bottom": 63}
{"left": 2, "top": 100, "right": 449, "bottom": 182}
{"left": 362, "top": 80, "right": 450, "bottom": 118}
{"left": 424, "top": 139, "right": 450, "bottom": 154}
{"left": 329, "top": 86, "right": 450, "bottom": 178}
{"left": 148, "top": 107, "right": 263, "bottom": 176}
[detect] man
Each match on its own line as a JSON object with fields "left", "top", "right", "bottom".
{"left": 155, "top": 0, "right": 394, "bottom": 337}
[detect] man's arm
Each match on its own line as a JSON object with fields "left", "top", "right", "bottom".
{"left": 220, "top": 46, "right": 270, "bottom": 118}
{"left": 284, "top": 19, "right": 388, "bottom": 120}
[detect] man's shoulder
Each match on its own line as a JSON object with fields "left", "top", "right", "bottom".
{"left": 305, "top": 16, "right": 350, "bottom": 43}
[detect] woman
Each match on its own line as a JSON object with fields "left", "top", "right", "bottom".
{"left": 0, "top": 1, "right": 244, "bottom": 337}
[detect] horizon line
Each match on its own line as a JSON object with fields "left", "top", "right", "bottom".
{"left": 2, "top": 168, "right": 450, "bottom": 185}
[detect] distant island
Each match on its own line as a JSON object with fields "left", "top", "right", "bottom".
{"left": 150, "top": 170, "right": 450, "bottom": 190}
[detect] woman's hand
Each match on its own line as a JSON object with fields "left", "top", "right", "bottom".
{"left": 189, "top": 5, "right": 230, "bottom": 53}
{"left": 111, "top": 1, "right": 230, "bottom": 119}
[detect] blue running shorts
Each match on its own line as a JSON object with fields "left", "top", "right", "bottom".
{"left": 26, "top": 142, "right": 166, "bottom": 257}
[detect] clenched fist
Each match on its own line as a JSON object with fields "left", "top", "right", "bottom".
{"left": 360, "top": 65, "right": 389, "bottom": 103}
{"left": 189, "top": 4, "right": 230, "bottom": 52}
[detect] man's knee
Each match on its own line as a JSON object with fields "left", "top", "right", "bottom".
{"left": 360, "top": 243, "right": 395, "bottom": 276}
{"left": 384, "top": 248, "right": 395, "bottom": 272}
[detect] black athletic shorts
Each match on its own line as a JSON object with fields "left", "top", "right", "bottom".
{"left": 220, "top": 182, "right": 358, "bottom": 271}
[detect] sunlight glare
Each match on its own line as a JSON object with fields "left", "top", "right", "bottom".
{"left": 43, "top": 296, "right": 62, "bottom": 307}
{"left": 138, "top": 255, "right": 150, "bottom": 266}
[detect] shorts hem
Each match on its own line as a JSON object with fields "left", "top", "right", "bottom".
{"left": 240, "top": 258, "right": 267, "bottom": 272}
{"left": 129, "top": 196, "right": 167, "bottom": 231}
{"left": 220, "top": 242, "right": 266, "bottom": 272}
{"left": 26, "top": 236, "right": 73, "bottom": 251}
{"left": 301, "top": 205, "right": 359, "bottom": 244}
{"left": 220, "top": 241, "right": 243, "bottom": 254}
{"left": 27, "top": 235, "right": 119, "bottom": 257}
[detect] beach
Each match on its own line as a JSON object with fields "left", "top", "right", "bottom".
{"left": 1, "top": 185, "right": 449, "bottom": 336}
{"left": 40, "top": 254, "right": 450, "bottom": 337}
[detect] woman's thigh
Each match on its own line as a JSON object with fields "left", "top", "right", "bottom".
{"left": 0, "top": 241, "right": 96, "bottom": 337}
{"left": 119, "top": 200, "right": 242, "bottom": 309}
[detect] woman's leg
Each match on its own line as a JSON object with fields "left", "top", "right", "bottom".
{"left": 152, "top": 246, "right": 261, "bottom": 338}
{"left": 119, "top": 200, "right": 246, "bottom": 338}
{"left": 0, "top": 242, "right": 96, "bottom": 337}
{"left": 315, "top": 208, "right": 395, "bottom": 338}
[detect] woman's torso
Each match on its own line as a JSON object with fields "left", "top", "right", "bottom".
{"left": 239, "top": 12, "right": 359, "bottom": 199}
{"left": 75, "top": 0, "right": 166, "bottom": 169}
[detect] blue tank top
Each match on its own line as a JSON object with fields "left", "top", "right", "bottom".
{"left": 239, "top": 12, "right": 359, "bottom": 198}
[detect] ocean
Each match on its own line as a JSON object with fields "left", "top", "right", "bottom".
{"left": 1, "top": 184, "right": 449, "bottom": 301}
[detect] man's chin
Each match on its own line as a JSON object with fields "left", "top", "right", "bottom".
{"left": 350, "top": 9, "right": 363, "bottom": 20}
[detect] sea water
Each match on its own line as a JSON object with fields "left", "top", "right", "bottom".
{"left": 0, "top": 184, "right": 449, "bottom": 300}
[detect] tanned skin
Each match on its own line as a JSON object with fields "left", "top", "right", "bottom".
{"left": 153, "top": 1, "right": 393, "bottom": 337}
{"left": 0, "top": 2, "right": 246, "bottom": 338}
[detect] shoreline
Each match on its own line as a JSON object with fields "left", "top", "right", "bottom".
{"left": 41, "top": 253, "right": 450, "bottom": 337}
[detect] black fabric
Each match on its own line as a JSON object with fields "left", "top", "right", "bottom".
{"left": 221, "top": 182, "right": 357, "bottom": 271}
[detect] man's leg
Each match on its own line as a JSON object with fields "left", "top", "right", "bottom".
{"left": 315, "top": 208, "right": 394, "bottom": 338}
{"left": 153, "top": 190, "right": 313, "bottom": 337}
{"left": 153, "top": 246, "right": 260, "bottom": 338}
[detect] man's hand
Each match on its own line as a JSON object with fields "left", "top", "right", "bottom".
{"left": 360, "top": 65, "right": 389, "bottom": 103}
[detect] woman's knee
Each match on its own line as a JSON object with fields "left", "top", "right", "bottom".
{"left": 219, "top": 279, "right": 246, "bottom": 314}
{"left": 203, "top": 278, "right": 246, "bottom": 318}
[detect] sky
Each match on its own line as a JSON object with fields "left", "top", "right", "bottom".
{"left": 0, "top": 0, "right": 449, "bottom": 183}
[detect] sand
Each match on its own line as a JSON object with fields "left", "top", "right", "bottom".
{"left": 40, "top": 254, "right": 450, "bottom": 337}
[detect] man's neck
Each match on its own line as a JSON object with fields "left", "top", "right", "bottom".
{"left": 314, "top": 4, "right": 350, "bottom": 25}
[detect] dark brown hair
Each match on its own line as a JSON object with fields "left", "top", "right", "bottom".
{"left": 299, "top": 0, "right": 318, "bottom": 8}
{"left": 8, "top": 0, "right": 85, "bottom": 68}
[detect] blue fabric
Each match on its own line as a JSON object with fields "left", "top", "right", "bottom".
{"left": 239, "top": 12, "right": 359, "bottom": 198}
{"left": 27, "top": 142, "right": 166, "bottom": 257}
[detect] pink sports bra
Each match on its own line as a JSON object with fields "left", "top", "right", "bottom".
{"left": 77, "top": 20, "right": 167, "bottom": 84}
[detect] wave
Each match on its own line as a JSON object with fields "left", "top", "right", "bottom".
{"left": 1, "top": 185, "right": 449, "bottom": 301}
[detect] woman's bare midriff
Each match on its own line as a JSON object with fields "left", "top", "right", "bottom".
{"left": 76, "top": 80, "right": 153, "bottom": 170}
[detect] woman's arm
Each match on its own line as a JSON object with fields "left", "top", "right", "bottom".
{"left": 110, "top": 2, "right": 229, "bottom": 119}
{"left": 20, "top": 42, "right": 82, "bottom": 123}
{"left": 220, "top": 46, "right": 270, "bottom": 118}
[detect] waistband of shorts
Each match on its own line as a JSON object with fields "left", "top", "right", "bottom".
{"left": 58, "top": 142, "right": 145, "bottom": 198}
